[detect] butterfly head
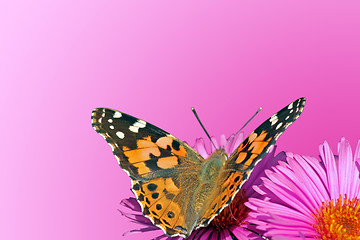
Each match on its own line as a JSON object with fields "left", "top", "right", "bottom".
{"left": 218, "top": 147, "right": 228, "bottom": 155}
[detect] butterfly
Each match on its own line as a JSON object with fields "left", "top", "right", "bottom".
{"left": 91, "top": 98, "right": 306, "bottom": 238}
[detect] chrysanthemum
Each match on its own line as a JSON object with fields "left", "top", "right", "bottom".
{"left": 119, "top": 134, "right": 285, "bottom": 239}
{"left": 246, "top": 138, "right": 360, "bottom": 239}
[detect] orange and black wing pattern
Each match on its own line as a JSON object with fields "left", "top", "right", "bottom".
{"left": 91, "top": 108, "right": 204, "bottom": 180}
{"left": 91, "top": 108, "right": 204, "bottom": 238}
{"left": 228, "top": 97, "right": 306, "bottom": 173}
{"left": 198, "top": 97, "right": 306, "bottom": 227}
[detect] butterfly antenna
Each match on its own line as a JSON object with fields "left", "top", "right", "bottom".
{"left": 224, "top": 107, "right": 262, "bottom": 149}
{"left": 191, "top": 107, "right": 217, "bottom": 150}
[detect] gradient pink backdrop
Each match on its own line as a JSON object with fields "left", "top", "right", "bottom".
{"left": 2, "top": 1, "right": 360, "bottom": 239}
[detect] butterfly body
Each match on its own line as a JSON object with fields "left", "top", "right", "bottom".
{"left": 193, "top": 150, "right": 227, "bottom": 214}
{"left": 91, "top": 98, "right": 306, "bottom": 238}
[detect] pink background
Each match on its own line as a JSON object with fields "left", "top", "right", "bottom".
{"left": 1, "top": 1, "right": 360, "bottom": 239}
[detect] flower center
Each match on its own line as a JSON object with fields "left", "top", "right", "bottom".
{"left": 313, "top": 194, "right": 360, "bottom": 240}
{"left": 210, "top": 190, "right": 250, "bottom": 231}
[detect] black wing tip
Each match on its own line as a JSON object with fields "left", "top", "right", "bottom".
{"left": 91, "top": 108, "right": 120, "bottom": 121}
{"left": 92, "top": 107, "right": 104, "bottom": 112}
{"left": 296, "top": 97, "right": 306, "bottom": 105}
{"left": 296, "top": 97, "right": 306, "bottom": 112}
{"left": 285, "top": 97, "right": 306, "bottom": 113}
{"left": 91, "top": 108, "right": 105, "bottom": 118}
{"left": 92, "top": 107, "right": 113, "bottom": 113}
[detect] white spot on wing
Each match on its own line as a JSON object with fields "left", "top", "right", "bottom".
{"left": 116, "top": 131, "right": 125, "bottom": 139}
{"left": 276, "top": 122, "right": 283, "bottom": 130}
{"left": 129, "top": 120, "right": 146, "bottom": 133}
{"left": 269, "top": 114, "right": 278, "bottom": 126}
{"left": 134, "top": 120, "right": 146, "bottom": 128}
{"left": 129, "top": 126, "right": 139, "bottom": 133}
{"left": 108, "top": 119, "right": 113, "bottom": 123}
{"left": 288, "top": 102, "right": 294, "bottom": 109}
{"left": 109, "top": 125, "right": 115, "bottom": 130}
{"left": 113, "top": 112, "right": 122, "bottom": 118}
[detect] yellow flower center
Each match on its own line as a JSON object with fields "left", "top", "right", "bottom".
{"left": 313, "top": 194, "right": 360, "bottom": 240}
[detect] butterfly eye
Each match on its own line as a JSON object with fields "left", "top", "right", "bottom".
{"left": 218, "top": 149, "right": 228, "bottom": 159}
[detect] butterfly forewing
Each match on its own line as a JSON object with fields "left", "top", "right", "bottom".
{"left": 196, "top": 97, "right": 306, "bottom": 227}
{"left": 92, "top": 108, "right": 205, "bottom": 237}
{"left": 229, "top": 97, "right": 306, "bottom": 170}
{"left": 92, "top": 108, "right": 204, "bottom": 179}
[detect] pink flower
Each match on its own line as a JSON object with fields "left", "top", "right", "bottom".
{"left": 118, "top": 134, "right": 284, "bottom": 239}
{"left": 246, "top": 138, "right": 360, "bottom": 239}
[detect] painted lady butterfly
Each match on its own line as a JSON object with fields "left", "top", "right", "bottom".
{"left": 91, "top": 98, "right": 306, "bottom": 238}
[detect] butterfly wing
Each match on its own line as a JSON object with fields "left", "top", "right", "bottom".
{"left": 197, "top": 97, "right": 306, "bottom": 226}
{"left": 91, "top": 108, "right": 204, "bottom": 237}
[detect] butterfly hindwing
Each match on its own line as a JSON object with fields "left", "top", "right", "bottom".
{"left": 197, "top": 171, "right": 245, "bottom": 227}
{"left": 131, "top": 175, "right": 200, "bottom": 237}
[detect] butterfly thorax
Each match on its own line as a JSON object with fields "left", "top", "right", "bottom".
{"left": 194, "top": 149, "right": 228, "bottom": 213}
{"left": 201, "top": 149, "right": 228, "bottom": 181}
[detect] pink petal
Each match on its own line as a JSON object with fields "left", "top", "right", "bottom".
{"left": 117, "top": 209, "right": 152, "bottom": 225}
{"left": 210, "top": 136, "right": 219, "bottom": 152}
{"left": 194, "top": 138, "right": 210, "bottom": 158}
{"left": 123, "top": 226, "right": 162, "bottom": 236}
{"left": 120, "top": 197, "right": 142, "bottom": 212}
{"left": 286, "top": 155, "right": 328, "bottom": 210}
{"left": 319, "top": 141, "right": 340, "bottom": 199}
{"left": 230, "top": 229, "right": 252, "bottom": 240}
{"left": 247, "top": 198, "right": 313, "bottom": 225}
{"left": 263, "top": 169, "right": 314, "bottom": 216}
{"left": 300, "top": 155, "right": 328, "bottom": 194}
{"left": 337, "top": 137, "right": 354, "bottom": 197}
{"left": 268, "top": 226, "right": 317, "bottom": 239}
{"left": 243, "top": 147, "right": 285, "bottom": 197}
{"left": 220, "top": 134, "right": 228, "bottom": 148}
{"left": 355, "top": 139, "right": 360, "bottom": 163}
{"left": 230, "top": 132, "right": 245, "bottom": 153}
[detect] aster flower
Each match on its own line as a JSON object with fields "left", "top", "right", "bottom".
{"left": 119, "top": 134, "right": 284, "bottom": 239}
{"left": 246, "top": 138, "right": 360, "bottom": 239}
